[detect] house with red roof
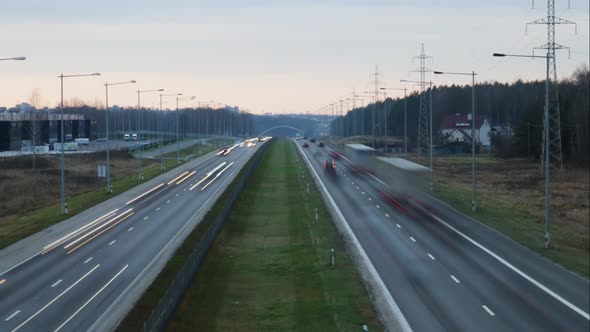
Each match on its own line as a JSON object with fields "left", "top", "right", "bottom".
{"left": 438, "top": 113, "right": 491, "bottom": 149}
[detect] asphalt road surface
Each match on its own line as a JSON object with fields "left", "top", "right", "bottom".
{"left": 296, "top": 139, "right": 589, "bottom": 332}
{"left": 0, "top": 142, "right": 262, "bottom": 332}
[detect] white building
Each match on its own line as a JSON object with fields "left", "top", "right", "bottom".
{"left": 439, "top": 113, "right": 491, "bottom": 148}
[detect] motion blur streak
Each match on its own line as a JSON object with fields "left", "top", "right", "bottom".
{"left": 66, "top": 213, "right": 134, "bottom": 254}
{"left": 201, "top": 162, "right": 234, "bottom": 191}
{"left": 190, "top": 162, "right": 227, "bottom": 190}
{"left": 167, "top": 171, "right": 189, "bottom": 185}
{"left": 63, "top": 208, "right": 133, "bottom": 250}
{"left": 41, "top": 209, "right": 119, "bottom": 255}
{"left": 175, "top": 171, "right": 196, "bottom": 185}
{"left": 125, "top": 183, "right": 165, "bottom": 205}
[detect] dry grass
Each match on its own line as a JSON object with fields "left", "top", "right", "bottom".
{"left": 0, "top": 151, "right": 156, "bottom": 225}
{"left": 410, "top": 154, "right": 590, "bottom": 251}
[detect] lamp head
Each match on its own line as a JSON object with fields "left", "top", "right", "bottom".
{"left": 130, "top": 80, "right": 137, "bottom": 83}
{"left": 493, "top": 53, "right": 506, "bottom": 57}
{"left": 92, "top": 72, "right": 101, "bottom": 76}
{"left": 434, "top": 71, "right": 443, "bottom": 75}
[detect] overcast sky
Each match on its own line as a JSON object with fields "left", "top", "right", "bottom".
{"left": 1, "top": 0, "right": 588, "bottom": 114}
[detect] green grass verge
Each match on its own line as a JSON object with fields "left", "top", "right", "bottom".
{"left": 166, "top": 139, "right": 380, "bottom": 331}
{"left": 0, "top": 145, "right": 219, "bottom": 250}
{"left": 434, "top": 179, "right": 589, "bottom": 278}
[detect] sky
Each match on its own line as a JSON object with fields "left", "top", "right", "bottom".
{"left": 1, "top": 0, "right": 588, "bottom": 114}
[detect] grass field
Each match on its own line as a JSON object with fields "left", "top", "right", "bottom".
{"left": 165, "top": 139, "right": 380, "bottom": 331}
{"left": 0, "top": 143, "right": 221, "bottom": 250}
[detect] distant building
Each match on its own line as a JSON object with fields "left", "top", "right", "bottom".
{"left": 438, "top": 113, "right": 491, "bottom": 148}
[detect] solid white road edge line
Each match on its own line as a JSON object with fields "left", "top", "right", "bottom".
{"left": 10, "top": 264, "right": 100, "bottom": 332}
{"left": 416, "top": 204, "right": 590, "bottom": 321}
{"left": 53, "top": 265, "right": 128, "bottom": 332}
{"left": 295, "top": 140, "right": 412, "bottom": 332}
{"left": 87, "top": 146, "right": 258, "bottom": 332}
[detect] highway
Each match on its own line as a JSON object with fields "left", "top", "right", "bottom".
{"left": 296, "top": 139, "right": 590, "bottom": 332}
{"left": 0, "top": 141, "right": 263, "bottom": 332}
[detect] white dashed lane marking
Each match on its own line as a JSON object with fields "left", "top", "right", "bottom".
{"left": 84, "top": 257, "right": 93, "bottom": 264}
{"left": 385, "top": 213, "right": 390, "bottom": 218}
{"left": 396, "top": 224, "right": 402, "bottom": 229}
{"left": 482, "top": 305, "right": 495, "bottom": 316}
{"left": 5, "top": 310, "right": 20, "bottom": 321}
{"left": 428, "top": 253, "right": 436, "bottom": 260}
{"left": 410, "top": 237, "right": 416, "bottom": 242}
{"left": 51, "top": 280, "right": 62, "bottom": 288}
{"left": 166, "top": 200, "right": 170, "bottom": 204}
{"left": 109, "top": 240, "right": 116, "bottom": 246}
{"left": 128, "top": 227, "right": 134, "bottom": 232}
{"left": 144, "top": 216, "right": 149, "bottom": 221}
{"left": 451, "top": 275, "right": 461, "bottom": 284}
{"left": 156, "top": 207, "right": 160, "bottom": 211}
{"left": 376, "top": 205, "right": 380, "bottom": 209}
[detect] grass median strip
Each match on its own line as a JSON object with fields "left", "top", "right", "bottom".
{"left": 166, "top": 139, "right": 380, "bottom": 331}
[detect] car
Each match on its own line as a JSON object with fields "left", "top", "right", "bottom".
{"left": 309, "top": 138, "right": 316, "bottom": 143}
{"left": 318, "top": 142, "right": 325, "bottom": 147}
{"left": 324, "top": 159, "right": 336, "bottom": 176}
{"left": 303, "top": 136, "right": 308, "bottom": 140}
{"left": 123, "top": 134, "right": 130, "bottom": 141}
{"left": 302, "top": 143, "right": 309, "bottom": 148}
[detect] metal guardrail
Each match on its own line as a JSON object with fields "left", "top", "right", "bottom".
{"left": 141, "top": 141, "right": 271, "bottom": 332}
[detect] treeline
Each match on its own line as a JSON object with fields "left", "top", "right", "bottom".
{"left": 330, "top": 66, "right": 589, "bottom": 165}
{"left": 59, "top": 106, "right": 255, "bottom": 139}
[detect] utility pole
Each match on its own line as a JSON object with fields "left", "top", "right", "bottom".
{"left": 412, "top": 43, "right": 432, "bottom": 155}
{"left": 527, "top": 0, "right": 575, "bottom": 174}
{"left": 527, "top": 0, "right": 576, "bottom": 248}
{"left": 373, "top": 65, "right": 380, "bottom": 150}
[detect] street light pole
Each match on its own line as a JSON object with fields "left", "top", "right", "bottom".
{"left": 494, "top": 52, "right": 552, "bottom": 247}
{"left": 137, "top": 88, "right": 164, "bottom": 180}
{"left": 105, "top": 80, "right": 136, "bottom": 193}
{"left": 434, "top": 70, "right": 478, "bottom": 210}
{"left": 58, "top": 72, "right": 100, "bottom": 214}
{"left": 0, "top": 56, "right": 26, "bottom": 61}
{"left": 158, "top": 93, "right": 182, "bottom": 168}
{"left": 176, "top": 96, "right": 195, "bottom": 164}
